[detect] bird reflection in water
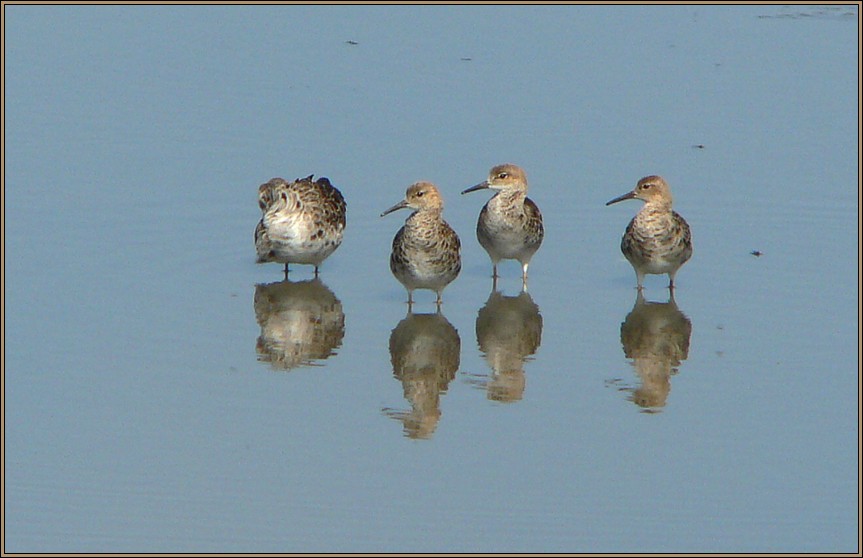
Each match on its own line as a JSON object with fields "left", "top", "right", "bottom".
{"left": 611, "top": 290, "right": 692, "bottom": 412}
{"left": 465, "top": 289, "right": 542, "bottom": 403}
{"left": 382, "top": 309, "right": 461, "bottom": 439}
{"left": 253, "top": 277, "right": 345, "bottom": 370}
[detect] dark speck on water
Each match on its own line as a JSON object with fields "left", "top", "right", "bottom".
{"left": 751, "top": 250, "right": 763, "bottom": 257}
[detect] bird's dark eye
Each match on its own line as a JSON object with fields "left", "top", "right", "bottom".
{"left": 641, "top": 183, "right": 652, "bottom": 190}
{"left": 497, "top": 172, "right": 509, "bottom": 179}
{"left": 416, "top": 190, "right": 425, "bottom": 197}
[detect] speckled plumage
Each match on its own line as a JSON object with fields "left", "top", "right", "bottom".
{"left": 606, "top": 175, "right": 692, "bottom": 289}
{"left": 255, "top": 175, "right": 347, "bottom": 276}
{"left": 462, "top": 164, "right": 544, "bottom": 287}
{"left": 381, "top": 182, "right": 462, "bottom": 306}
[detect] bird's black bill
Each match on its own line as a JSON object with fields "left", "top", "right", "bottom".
{"left": 461, "top": 181, "right": 489, "bottom": 195}
{"left": 381, "top": 200, "right": 409, "bottom": 217}
{"left": 606, "top": 191, "right": 636, "bottom": 206}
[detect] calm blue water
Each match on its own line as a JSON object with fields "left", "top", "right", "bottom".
{"left": 4, "top": 4, "right": 859, "bottom": 553}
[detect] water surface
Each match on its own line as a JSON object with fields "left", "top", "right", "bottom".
{"left": 4, "top": 4, "right": 858, "bottom": 553}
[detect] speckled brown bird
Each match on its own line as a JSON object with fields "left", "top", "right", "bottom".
{"left": 462, "top": 163, "right": 544, "bottom": 288}
{"left": 381, "top": 182, "right": 461, "bottom": 306}
{"left": 606, "top": 175, "right": 692, "bottom": 289}
{"left": 255, "top": 175, "right": 346, "bottom": 277}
